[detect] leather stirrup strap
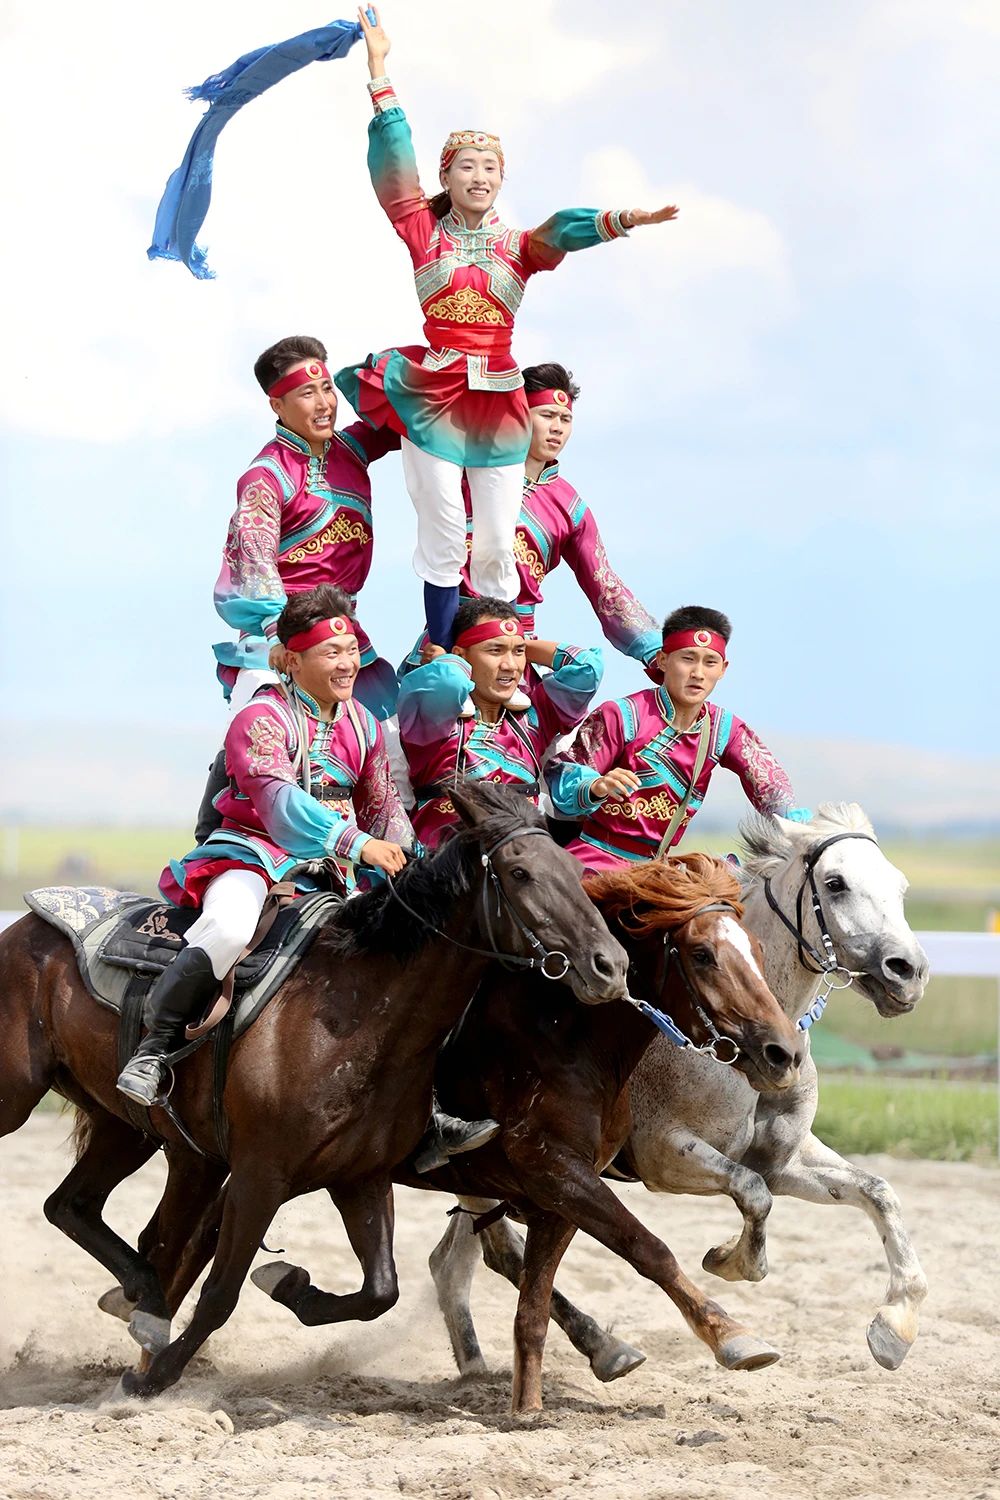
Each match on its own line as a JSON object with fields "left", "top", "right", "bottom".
{"left": 184, "top": 880, "right": 299, "bottom": 1041}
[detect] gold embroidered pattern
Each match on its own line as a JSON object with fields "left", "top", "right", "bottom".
{"left": 285, "top": 515, "right": 371, "bottom": 564}
{"left": 513, "top": 530, "right": 545, "bottom": 582}
{"left": 425, "top": 286, "right": 505, "bottom": 325}
{"left": 246, "top": 714, "right": 295, "bottom": 782}
{"left": 603, "top": 792, "right": 678, "bottom": 823}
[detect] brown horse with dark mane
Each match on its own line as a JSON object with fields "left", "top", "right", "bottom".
{"left": 103, "top": 851, "right": 803, "bottom": 1411}
{"left": 0, "top": 783, "right": 627, "bottom": 1397}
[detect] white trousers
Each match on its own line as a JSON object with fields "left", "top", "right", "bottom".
{"left": 400, "top": 437, "right": 523, "bottom": 599}
{"left": 185, "top": 867, "right": 268, "bottom": 980}
{"left": 230, "top": 666, "right": 279, "bottom": 714}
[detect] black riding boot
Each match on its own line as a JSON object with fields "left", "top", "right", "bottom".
{"left": 116, "top": 947, "right": 218, "bottom": 1107}
{"left": 192, "top": 748, "right": 228, "bottom": 845}
{"left": 413, "top": 1093, "right": 500, "bottom": 1175}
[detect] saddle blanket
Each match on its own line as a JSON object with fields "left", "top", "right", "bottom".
{"left": 24, "top": 886, "right": 340, "bottom": 1041}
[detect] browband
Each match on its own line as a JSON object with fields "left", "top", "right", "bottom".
{"left": 286, "top": 615, "right": 355, "bottom": 653}
{"left": 527, "top": 388, "right": 573, "bottom": 411}
{"left": 453, "top": 616, "right": 522, "bottom": 651}
{"left": 661, "top": 628, "right": 728, "bottom": 660}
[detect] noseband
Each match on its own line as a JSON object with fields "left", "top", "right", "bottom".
{"left": 627, "top": 901, "right": 742, "bottom": 1066}
{"left": 762, "top": 830, "right": 879, "bottom": 1029}
{"left": 387, "top": 825, "right": 570, "bottom": 980}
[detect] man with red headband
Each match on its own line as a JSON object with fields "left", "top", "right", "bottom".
{"left": 336, "top": 7, "right": 679, "bottom": 656}
{"left": 546, "top": 606, "right": 811, "bottom": 873}
{"left": 212, "top": 335, "right": 400, "bottom": 719}
{"left": 117, "top": 585, "right": 412, "bottom": 1107}
{"left": 402, "top": 362, "right": 661, "bottom": 680}
{"left": 397, "top": 597, "right": 603, "bottom": 851}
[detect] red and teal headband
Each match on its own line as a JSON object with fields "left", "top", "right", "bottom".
{"left": 268, "top": 359, "right": 332, "bottom": 400}
{"left": 286, "top": 615, "right": 355, "bottom": 653}
{"left": 454, "top": 616, "right": 522, "bottom": 651}
{"left": 527, "top": 388, "right": 573, "bottom": 411}
{"left": 661, "top": 628, "right": 728, "bottom": 660}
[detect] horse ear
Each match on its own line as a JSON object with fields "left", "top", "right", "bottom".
{"left": 449, "top": 783, "right": 491, "bottom": 828}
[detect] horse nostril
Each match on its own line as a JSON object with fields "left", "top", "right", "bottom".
{"left": 884, "top": 956, "right": 915, "bottom": 982}
{"left": 592, "top": 950, "right": 616, "bottom": 979}
{"left": 763, "top": 1042, "right": 795, "bottom": 1074}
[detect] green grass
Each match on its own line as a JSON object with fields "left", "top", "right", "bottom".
{"left": 814, "top": 1074, "right": 998, "bottom": 1161}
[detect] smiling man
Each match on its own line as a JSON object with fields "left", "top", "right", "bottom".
{"left": 546, "top": 605, "right": 811, "bottom": 874}
{"left": 397, "top": 597, "right": 603, "bottom": 850}
{"left": 212, "top": 335, "right": 400, "bottom": 719}
{"left": 117, "top": 584, "right": 412, "bottom": 1107}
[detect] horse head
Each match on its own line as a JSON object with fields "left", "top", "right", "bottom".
{"left": 587, "top": 854, "right": 804, "bottom": 1091}
{"left": 448, "top": 781, "right": 629, "bottom": 1004}
{"left": 741, "top": 803, "right": 929, "bottom": 1017}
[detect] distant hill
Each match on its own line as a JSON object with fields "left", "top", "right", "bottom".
{"left": 3, "top": 718, "right": 998, "bottom": 834}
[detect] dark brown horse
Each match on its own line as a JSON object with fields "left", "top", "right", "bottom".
{"left": 0, "top": 783, "right": 628, "bottom": 1397}
{"left": 118, "top": 854, "right": 804, "bottom": 1412}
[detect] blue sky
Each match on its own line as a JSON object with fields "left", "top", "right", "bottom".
{"left": 1, "top": 0, "right": 997, "bottom": 822}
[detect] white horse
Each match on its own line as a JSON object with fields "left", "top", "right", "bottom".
{"left": 429, "top": 803, "right": 931, "bottom": 1380}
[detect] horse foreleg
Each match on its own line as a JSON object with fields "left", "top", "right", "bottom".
{"left": 766, "top": 1130, "right": 928, "bottom": 1369}
{"left": 122, "top": 1170, "right": 287, "bottom": 1398}
{"left": 251, "top": 1180, "right": 399, "bottom": 1327}
{"left": 511, "top": 1146, "right": 780, "bottom": 1379}
{"left": 427, "top": 1196, "right": 497, "bottom": 1375}
{"left": 643, "top": 1132, "right": 774, "bottom": 1284}
{"left": 42, "top": 1108, "right": 171, "bottom": 1348}
{"left": 511, "top": 1213, "right": 577, "bottom": 1415}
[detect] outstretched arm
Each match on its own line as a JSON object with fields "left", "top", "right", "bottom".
{"left": 356, "top": 6, "right": 431, "bottom": 246}
{"left": 720, "top": 717, "right": 810, "bottom": 820}
{"left": 561, "top": 501, "right": 661, "bottom": 666}
{"left": 358, "top": 4, "right": 390, "bottom": 79}
{"left": 522, "top": 203, "right": 678, "bottom": 274}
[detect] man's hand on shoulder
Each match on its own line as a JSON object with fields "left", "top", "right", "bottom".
{"left": 268, "top": 643, "right": 290, "bottom": 674}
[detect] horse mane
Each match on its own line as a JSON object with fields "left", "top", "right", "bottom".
{"left": 322, "top": 781, "right": 546, "bottom": 960}
{"left": 586, "top": 852, "right": 743, "bottom": 938}
{"left": 739, "top": 801, "right": 876, "bottom": 879}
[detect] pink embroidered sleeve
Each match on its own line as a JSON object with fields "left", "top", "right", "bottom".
{"left": 214, "top": 466, "right": 285, "bottom": 643}
{"left": 561, "top": 504, "right": 661, "bottom": 666}
{"left": 721, "top": 718, "right": 796, "bottom": 816}
{"left": 353, "top": 722, "right": 415, "bottom": 849}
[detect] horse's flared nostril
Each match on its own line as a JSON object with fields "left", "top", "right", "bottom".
{"left": 763, "top": 1042, "right": 797, "bottom": 1074}
{"left": 592, "top": 949, "right": 618, "bottom": 980}
{"left": 884, "top": 955, "right": 915, "bottom": 982}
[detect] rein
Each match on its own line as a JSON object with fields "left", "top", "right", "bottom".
{"left": 761, "top": 830, "right": 878, "bottom": 1031}
{"left": 386, "top": 825, "right": 571, "bottom": 980}
{"left": 626, "top": 901, "right": 742, "bottom": 1066}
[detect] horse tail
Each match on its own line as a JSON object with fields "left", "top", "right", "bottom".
{"left": 70, "top": 1107, "right": 94, "bottom": 1162}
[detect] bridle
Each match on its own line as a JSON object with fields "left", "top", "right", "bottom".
{"left": 762, "top": 831, "right": 879, "bottom": 1030}
{"left": 626, "top": 901, "right": 743, "bottom": 1066}
{"left": 386, "top": 824, "right": 571, "bottom": 980}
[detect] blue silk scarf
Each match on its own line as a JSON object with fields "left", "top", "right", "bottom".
{"left": 149, "top": 18, "right": 366, "bottom": 278}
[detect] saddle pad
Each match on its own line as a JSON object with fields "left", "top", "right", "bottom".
{"left": 25, "top": 885, "right": 341, "bottom": 1039}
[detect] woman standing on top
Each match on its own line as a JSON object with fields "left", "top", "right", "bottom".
{"left": 337, "top": 6, "right": 679, "bottom": 656}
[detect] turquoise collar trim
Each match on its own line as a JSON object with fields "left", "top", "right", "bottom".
{"left": 655, "top": 686, "right": 708, "bottom": 735}
{"left": 289, "top": 681, "right": 347, "bottom": 722}
{"left": 444, "top": 205, "right": 503, "bottom": 236}
{"left": 275, "top": 423, "right": 330, "bottom": 461}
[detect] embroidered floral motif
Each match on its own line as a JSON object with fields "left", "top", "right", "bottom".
{"left": 737, "top": 726, "right": 795, "bottom": 814}
{"left": 246, "top": 713, "right": 295, "bottom": 781}
{"left": 592, "top": 537, "right": 659, "bottom": 635}
{"left": 425, "top": 286, "right": 505, "bottom": 325}
{"left": 285, "top": 515, "right": 371, "bottom": 564}
{"left": 225, "top": 476, "right": 282, "bottom": 598}
{"left": 136, "top": 908, "right": 173, "bottom": 937}
{"left": 513, "top": 530, "right": 546, "bottom": 582}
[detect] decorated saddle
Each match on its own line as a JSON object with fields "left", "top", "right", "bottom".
{"left": 24, "top": 885, "right": 339, "bottom": 1040}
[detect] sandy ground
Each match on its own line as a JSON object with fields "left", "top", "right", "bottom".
{"left": 0, "top": 1114, "right": 998, "bottom": 1500}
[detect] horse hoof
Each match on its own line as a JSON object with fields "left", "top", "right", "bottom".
{"left": 716, "top": 1334, "right": 781, "bottom": 1372}
{"left": 590, "top": 1339, "right": 647, "bottom": 1383}
{"left": 119, "top": 1367, "right": 151, "bottom": 1400}
{"left": 702, "top": 1243, "right": 767, "bottom": 1284}
{"left": 251, "top": 1261, "right": 306, "bottom": 1303}
{"left": 128, "top": 1310, "right": 171, "bottom": 1354}
{"left": 867, "top": 1312, "right": 913, "bottom": 1370}
{"left": 98, "top": 1286, "right": 136, "bottom": 1323}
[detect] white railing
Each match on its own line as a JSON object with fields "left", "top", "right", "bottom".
{"left": 1, "top": 912, "right": 997, "bottom": 1150}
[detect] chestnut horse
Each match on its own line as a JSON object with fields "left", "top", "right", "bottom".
{"left": 103, "top": 853, "right": 804, "bottom": 1412}
{"left": 0, "top": 784, "right": 628, "bottom": 1397}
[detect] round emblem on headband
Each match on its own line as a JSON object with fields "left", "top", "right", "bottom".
{"left": 554, "top": 390, "right": 569, "bottom": 405}
{"left": 330, "top": 618, "right": 347, "bottom": 635}
{"left": 694, "top": 630, "right": 713, "bottom": 646}
{"left": 500, "top": 618, "right": 518, "bottom": 634}
{"left": 306, "top": 362, "right": 323, "bottom": 378}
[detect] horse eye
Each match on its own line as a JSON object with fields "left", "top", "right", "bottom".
{"left": 691, "top": 946, "right": 714, "bottom": 966}
{"left": 824, "top": 875, "right": 847, "bottom": 894}
{"left": 509, "top": 866, "right": 530, "bottom": 883}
